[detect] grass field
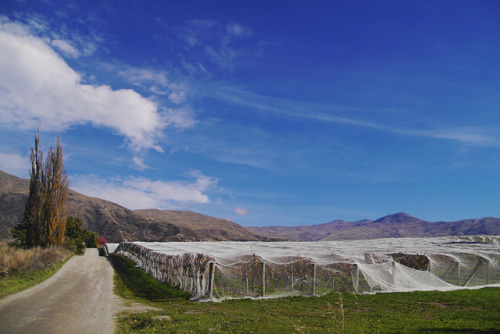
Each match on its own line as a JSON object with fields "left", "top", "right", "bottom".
{"left": 111, "top": 254, "right": 500, "bottom": 333}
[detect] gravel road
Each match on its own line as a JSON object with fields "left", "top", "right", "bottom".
{"left": 0, "top": 248, "right": 120, "bottom": 334}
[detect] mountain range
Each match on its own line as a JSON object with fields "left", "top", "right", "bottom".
{"left": 249, "top": 212, "right": 500, "bottom": 241}
{"left": 1, "top": 170, "right": 499, "bottom": 242}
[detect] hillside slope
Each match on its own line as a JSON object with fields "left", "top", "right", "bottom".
{"left": 250, "top": 219, "right": 372, "bottom": 241}
{"left": 135, "top": 209, "right": 273, "bottom": 241}
{"left": 0, "top": 170, "right": 27, "bottom": 240}
{"left": 0, "top": 170, "right": 267, "bottom": 242}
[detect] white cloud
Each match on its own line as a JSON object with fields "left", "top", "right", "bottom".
{"left": 0, "top": 152, "right": 28, "bottom": 177}
{"left": 70, "top": 171, "right": 218, "bottom": 210}
{"left": 234, "top": 207, "right": 247, "bottom": 216}
{"left": 0, "top": 19, "right": 195, "bottom": 152}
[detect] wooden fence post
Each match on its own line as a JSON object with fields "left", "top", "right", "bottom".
{"left": 261, "top": 262, "right": 266, "bottom": 297}
{"left": 353, "top": 264, "right": 359, "bottom": 294}
{"left": 311, "top": 264, "right": 316, "bottom": 296}
{"left": 208, "top": 262, "right": 215, "bottom": 299}
{"left": 485, "top": 259, "right": 490, "bottom": 285}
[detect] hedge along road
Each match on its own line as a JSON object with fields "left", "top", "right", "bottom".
{"left": 0, "top": 248, "right": 120, "bottom": 334}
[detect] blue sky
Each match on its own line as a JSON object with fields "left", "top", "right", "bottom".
{"left": 1, "top": 1, "right": 499, "bottom": 226}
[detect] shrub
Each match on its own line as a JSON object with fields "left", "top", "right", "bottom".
{"left": 75, "top": 241, "right": 86, "bottom": 255}
{"left": 97, "top": 235, "right": 107, "bottom": 247}
{"left": 64, "top": 216, "right": 99, "bottom": 254}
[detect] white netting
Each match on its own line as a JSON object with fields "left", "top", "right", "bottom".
{"left": 106, "top": 243, "right": 119, "bottom": 254}
{"left": 357, "top": 262, "right": 455, "bottom": 292}
{"left": 112, "top": 235, "right": 500, "bottom": 300}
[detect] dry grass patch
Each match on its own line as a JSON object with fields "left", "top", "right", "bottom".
{"left": 0, "top": 242, "right": 72, "bottom": 278}
{"left": 0, "top": 242, "right": 73, "bottom": 298}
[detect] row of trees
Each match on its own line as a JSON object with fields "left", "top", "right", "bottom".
{"left": 11, "top": 132, "right": 68, "bottom": 248}
{"left": 11, "top": 131, "right": 104, "bottom": 252}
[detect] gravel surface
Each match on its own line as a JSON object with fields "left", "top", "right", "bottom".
{"left": 0, "top": 248, "right": 121, "bottom": 334}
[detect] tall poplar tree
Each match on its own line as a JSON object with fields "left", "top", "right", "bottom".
{"left": 42, "top": 136, "right": 69, "bottom": 246}
{"left": 11, "top": 131, "right": 69, "bottom": 248}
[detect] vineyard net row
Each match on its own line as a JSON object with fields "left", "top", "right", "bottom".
{"left": 109, "top": 235, "right": 500, "bottom": 300}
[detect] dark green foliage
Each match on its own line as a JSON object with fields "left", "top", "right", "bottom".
{"left": 85, "top": 233, "right": 98, "bottom": 248}
{"left": 9, "top": 223, "right": 27, "bottom": 248}
{"left": 64, "top": 216, "right": 98, "bottom": 255}
{"left": 10, "top": 132, "right": 43, "bottom": 248}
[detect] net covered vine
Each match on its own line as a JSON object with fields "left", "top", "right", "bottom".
{"left": 111, "top": 236, "right": 500, "bottom": 300}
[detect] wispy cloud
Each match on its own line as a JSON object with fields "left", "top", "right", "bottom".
{"left": 118, "top": 67, "right": 169, "bottom": 87}
{"left": 177, "top": 19, "right": 255, "bottom": 73}
{"left": 178, "top": 19, "right": 216, "bottom": 47}
{"left": 51, "top": 39, "right": 80, "bottom": 58}
{"left": 70, "top": 171, "right": 218, "bottom": 210}
{"left": 2, "top": 14, "right": 100, "bottom": 58}
{"left": 225, "top": 23, "right": 253, "bottom": 38}
{"left": 234, "top": 207, "right": 248, "bottom": 215}
{"left": 117, "top": 66, "right": 190, "bottom": 104}
{"left": 199, "top": 83, "right": 499, "bottom": 146}
{"left": 398, "top": 127, "right": 497, "bottom": 145}
{"left": 132, "top": 156, "right": 149, "bottom": 170}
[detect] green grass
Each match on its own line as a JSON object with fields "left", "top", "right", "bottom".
{"left": 110, "top": 254, "right": 191, "bottom": 302}
{"left": 111, "top": 254, "right": 500, "bottom": 333}
{"left": 0, "top": 255, "right": 73, "bottom": 298}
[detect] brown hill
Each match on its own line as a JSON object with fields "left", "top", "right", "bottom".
{"left": 250, "top": 219, "right": 372, "bottom": 241}
{"left": 0, "top": 170, "right": 27, "bottom": 240}
{"left": 135, "top": 209, "right": 273, "bottom": 241}
{"left": 0, "top": 170, "right": 268, "bottom": 242}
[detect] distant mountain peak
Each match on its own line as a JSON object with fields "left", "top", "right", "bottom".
{"left": 371, "top": 212, "right": 425, "bottom": 224}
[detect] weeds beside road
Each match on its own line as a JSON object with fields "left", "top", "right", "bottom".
{"left": 0, "top": 242, "right": 73, "bottom": 298}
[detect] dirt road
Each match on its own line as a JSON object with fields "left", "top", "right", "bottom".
{"left": 0, "top": 248, "right": 120, "bottom": 334}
